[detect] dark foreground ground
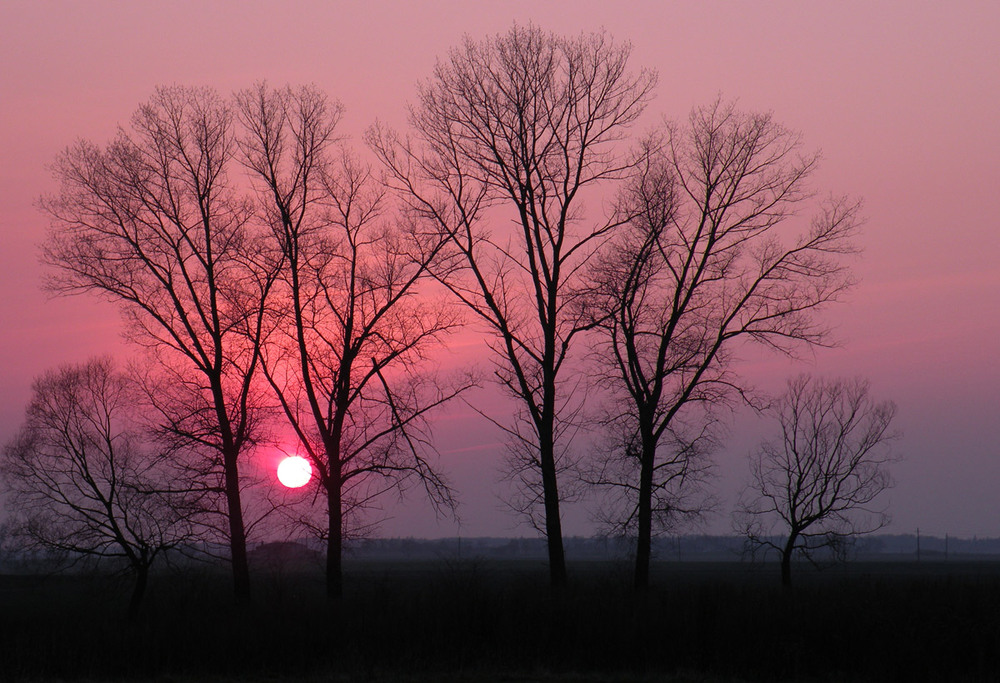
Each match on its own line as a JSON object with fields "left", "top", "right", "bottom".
{"left": 1, "top": 558, "right": 998, "bottom": 682}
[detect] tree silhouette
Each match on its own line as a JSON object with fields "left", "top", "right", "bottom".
{"left": 738, "top": 375, "right": 899, "bottom": 587}
{"left": 586, "top": 100, "right": 861, "bottom": 590}
{"left": 237, "top": 83, "right": 470, "bottom": 598}
{"left": 40, "top": 87, "right": 278, "bottom": 601}
{"left": 371, "top": 24, "right": 657, "bottom": 587}
{"left": 1, "top": 358, "right": 195, "bottom": 618}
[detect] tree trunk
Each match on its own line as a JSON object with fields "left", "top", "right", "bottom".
{"left": 781, "top": 532, "right": 798, "bottom": 588}
{"left": 128, "top": 563, "right": 149, "bottom": 621}
{"left": 211, "top": 367, "right": 251, "bottom": 604}
{"left": 326, "top": 469, "right": 344, "bottom": 600}
{"left": 538, "top": 419, "right": 567, "bottom": 588}
{"left": 634, "top": 432, "right": 656, "bottom": 591}
{"left": 223, "top": 446, "right": 252, "bottom": 602}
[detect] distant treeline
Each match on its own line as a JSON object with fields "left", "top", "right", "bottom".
{"left": 340, "top": 534, "right": 1000, "bottom": 560}
{"left": 5, "top": 533, "right": 993, "bottom": 574}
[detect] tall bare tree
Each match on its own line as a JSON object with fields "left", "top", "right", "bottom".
{"left": 40, "top": 87, "right": 277, "bottom": 601}
{"left": 238, "top": 83, "right": 469, "bottom": 598}
{"left": 587, "top": 100, "right": 861, "bottom": 589}
{"left": 738, "top": 375, "right": 898, "bottom": 587}
{"left": 1, "top": 358, "right": 195, "bottom": 618}
{"left": 370, "top": 25, "right": 657, "bottom": 587}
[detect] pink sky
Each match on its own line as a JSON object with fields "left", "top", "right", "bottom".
{"left": 2, "top": 1, "right": 998, "bottom": 539}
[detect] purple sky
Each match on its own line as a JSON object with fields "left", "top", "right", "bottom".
{"left": 2, "top": 1, "right": 998, "bottom": 539}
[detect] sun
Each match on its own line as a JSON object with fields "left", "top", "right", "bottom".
{"left": 277, "top": 455, "right": 312, "bottom": 488}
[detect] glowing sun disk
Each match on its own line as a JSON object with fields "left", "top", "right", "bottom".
{"left": 277, "top": 455, "right": 312, "bottom": 488}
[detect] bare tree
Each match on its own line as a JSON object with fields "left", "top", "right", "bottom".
{"left": 1, "top": 358, "right": 195, "bottom": 618}
{"left": 237, "top": 83, "right": 470, "bottom": 599}
{"left": 586, "top": 100, "right": 862, "bottom": 590}
{"left": 370, "top": 24, "right": 657, "bottom": 587}
{"left": 738, "top": 375, "right": 899, "bottom": 587}
{"left": 40, "top": 87, "right": 278, "bottom": 601}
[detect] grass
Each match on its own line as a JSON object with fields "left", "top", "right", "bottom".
{"left": 1, "top": 558, "right": 998, "bottom": 682}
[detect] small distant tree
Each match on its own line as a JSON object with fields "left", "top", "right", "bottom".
{"left": 1, "top": 358, "right": 195, "bottom": 618}
{"left": 738, "top": 375, "right": 899, "bottom": 587}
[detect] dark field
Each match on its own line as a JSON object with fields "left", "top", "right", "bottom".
{"left": 2, "top": 558, "right": 999, "bottom": 682}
